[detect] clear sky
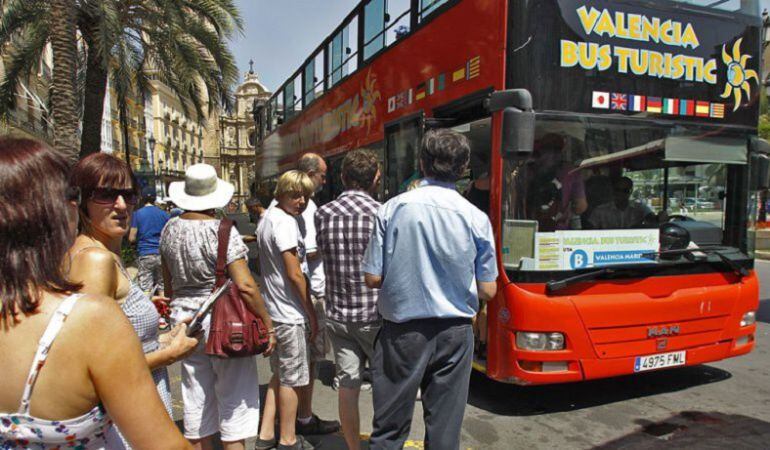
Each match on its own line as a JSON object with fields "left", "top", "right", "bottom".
{"left": 229, "top": 0, "right": 770, "bottom": 93}
{"left": 229, "top": 0, "right": 357, "bottom": 92}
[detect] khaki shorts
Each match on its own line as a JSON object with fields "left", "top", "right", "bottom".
{"left": 327, "top": 319, "right": 381, "bottom": 389}
{"left": 269, "top": 322, "right": 311, "bottom": 387}
{"left": 309, "top": 295, "right": 330, "bottom": 363}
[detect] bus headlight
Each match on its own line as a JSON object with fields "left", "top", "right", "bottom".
{"left": 740, "top": 311, "right": 756, "bottom": 327}
{"left": 516, "top": 332, "right": 565, "bottom": 351}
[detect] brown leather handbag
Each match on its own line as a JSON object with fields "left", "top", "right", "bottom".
{"left": 205, "top": 218, "right": 269, "bottom": 358}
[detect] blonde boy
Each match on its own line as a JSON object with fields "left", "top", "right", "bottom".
{"left": 256, "top": 170, "right": 318, "bottom": 450}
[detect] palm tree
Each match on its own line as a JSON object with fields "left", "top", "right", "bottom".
{"left": 50, "top": 0, "right": 80, "bottom": 162}
{"left": 1, "top": 0, "right": 242, "bottom": 159}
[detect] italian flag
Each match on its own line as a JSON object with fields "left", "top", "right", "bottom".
{"left": 663, "top": 98, "right": 679, "bottom": 115}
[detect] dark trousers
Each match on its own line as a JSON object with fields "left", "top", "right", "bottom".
{"left": 369, "top": 318, "right": 474, "bottom": 450}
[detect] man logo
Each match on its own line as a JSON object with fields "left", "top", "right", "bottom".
{"left": 648, "top": 325, "right": 680, "bottom": 338}
{"left": 657, "top": 338, "right": 668, "bottom": 350}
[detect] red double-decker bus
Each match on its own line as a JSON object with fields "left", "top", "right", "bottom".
{"left": 256, "top": 0, "right": 765, "bottom": 384}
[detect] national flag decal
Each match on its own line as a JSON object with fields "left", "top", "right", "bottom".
{"left": 647, "top": 97, "right": 662, "bottom": 113}
{"left": 415, "top": 82, "right": 426, "bottom": 101}
{"left": 467, "top": 56, "right": 481, "bottom": 79}
{"left": 437, "top": 73, "right": 446, "bottom": 91}
{"left": 452, "top": 67, "right": 466, "bottom": 82}
{"left": 629, "top": 95, "right": 646, "bottom": 112}
{"left": 663, "top": 98, "right": 679, "bottom": 115}
{"left": 610, "top": 93, "right": 628, "bottom": 111}
{"left": 710, "top": 103, "right": 725, "bottom": 119}
{"left": 679, "top": 99, "right": 694, "bottom": 116}
{"left": 592, "top": 91, "right": 610, "bottom": 109}
{"left": 696, "top": 101, "right": 710, "bottom": 117}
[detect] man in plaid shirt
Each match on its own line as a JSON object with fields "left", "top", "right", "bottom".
{"left": 315, "top": 149, "right": 381, "bottom": 450}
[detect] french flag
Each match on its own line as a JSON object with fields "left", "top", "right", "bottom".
{"left": 629, "top": 95, "right": 646, "bottom": 112}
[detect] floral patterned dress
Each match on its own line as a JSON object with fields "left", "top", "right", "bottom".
{"left": 0, "top": 295, "right": 119, "bottom": 450}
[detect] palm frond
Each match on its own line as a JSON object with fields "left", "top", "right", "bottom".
{"left": 0, "top": 22, "right": 48, "bottom": 116}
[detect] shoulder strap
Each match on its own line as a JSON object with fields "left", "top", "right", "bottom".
{"left": 18, "top": 294, "right": 81, "bottom": 414}
{"left": 215, "top": 218, "right": 234, "bottom": 288}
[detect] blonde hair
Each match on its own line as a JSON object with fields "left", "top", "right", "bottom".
{"left": 274, "top": 170, "right": 315, "bottom": 198}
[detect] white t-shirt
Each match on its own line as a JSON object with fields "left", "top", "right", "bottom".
{"left": 268, "top": 198, "right": 326, "bottom": 297}
{"left": 256, "top": 206, "right": 307, "bottom": 324}
{"left": 298, "top": 199, "right": 326, "bottom": 297}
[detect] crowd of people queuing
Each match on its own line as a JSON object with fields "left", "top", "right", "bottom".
{"left": 0, "top": 128, "right": 498, "bottom": 450}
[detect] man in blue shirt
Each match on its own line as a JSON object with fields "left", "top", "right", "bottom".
{"left": 129, "top": 192, "right": 170, "bottom": 294}
{"left": 363, "top": 129, "right": 498, "bottom": 450}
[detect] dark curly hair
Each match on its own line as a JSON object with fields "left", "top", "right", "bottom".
{"left": 342, "top": 149, "right": 379, "bottom": 190}
{"left": 419, "top": 129, "right": 470, "bottom": 182}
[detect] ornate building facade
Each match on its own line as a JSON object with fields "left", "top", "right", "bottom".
{"left": 218, "top": 64, "right": 271, "bottom": 205}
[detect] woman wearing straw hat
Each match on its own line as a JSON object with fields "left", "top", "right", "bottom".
{"left": 161, "top": 163, "right": 275, "bottom": 450}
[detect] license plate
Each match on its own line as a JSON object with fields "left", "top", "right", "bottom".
{"left": 634, "top": 351, "right": 686, "bottom": 372}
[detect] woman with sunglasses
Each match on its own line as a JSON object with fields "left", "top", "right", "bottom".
{"left": 0, "top": 138, "right": 191, "bottom": 449}
{"left": 66, "top": 153, "right": 199, "bottom": 447}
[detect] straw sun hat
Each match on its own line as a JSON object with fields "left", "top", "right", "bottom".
{"left": 168, "top": 164, "right": 234, "bottom": 211}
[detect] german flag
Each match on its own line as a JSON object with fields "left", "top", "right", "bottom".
{"left": 647, "top": 97, "right": 662, "bottom": 113}
{"left": 415, "top": 82, "right": 426, "bottom": 101}
{"left": 695, "top": 101, "right": 710, "bottom": 117}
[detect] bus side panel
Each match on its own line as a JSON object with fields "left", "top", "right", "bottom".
{"left": 259, "top": 0, "right": 507, "bottom": 176}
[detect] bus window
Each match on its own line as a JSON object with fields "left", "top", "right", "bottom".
{"left": 670, "top": 0, "right": 759, "bottom": 15}
{"left": 385, "top": 117, "right": 422, "bottom": 198}
{"left": 303, "top": 59, "right": 315, "bottom": 105}
{"left": 314, "top": 52, "right": 325, "bottom": 97}
{"left": 453, "top": 118, "right": 492, "bottom": 215}
{"left": 420, "top": 0, "right": 449, "bottom": 21}
{"left": 328, "top": 29, "right": 345, "bottom": 85}
{"left": 364, "top": 0, "right": 386, "bottom": 60}
{"left": 501, "top": 116, "right": 747, "bottom": 272}
{"left": 284, "top": 78, "right": 295, "bottom": 119}
{"left": 344, "top": 16, "right": 359, "bottom": 75}
{"left": 386, "top": 0, "right": 411, "bottom": 47}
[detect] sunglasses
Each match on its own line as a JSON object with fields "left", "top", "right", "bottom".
{"left": 65, "top": 186, "right": 82, "bottom": 205}
{"left": 90, "top": 187, "right": 139, "bottom": 206}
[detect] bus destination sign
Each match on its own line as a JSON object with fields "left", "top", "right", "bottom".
{"left": 508, "top": 0, "right": 762, "bottom": 127}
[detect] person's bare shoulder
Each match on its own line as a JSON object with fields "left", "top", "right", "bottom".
{"left": 68, "top": 247, "right": 117, "bottom": 283}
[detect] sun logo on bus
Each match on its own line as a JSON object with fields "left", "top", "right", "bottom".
{"left": 720, "top": 38, "right": 759, "bottom": 112}
{"left": 360, "top": 70, "right": 381, "bottom": 133}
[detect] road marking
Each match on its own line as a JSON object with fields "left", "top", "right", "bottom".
{"left": 360, "top": 434, "right": 428, "bottom": 448}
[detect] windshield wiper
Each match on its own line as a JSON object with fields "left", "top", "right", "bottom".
{"left": 546, "top": 267, "right": 614, "bottom": 293}
{"left": 641, "top": 246, "right": 749, "bottom": 278}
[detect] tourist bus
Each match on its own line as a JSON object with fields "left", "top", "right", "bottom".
{"left": 256, "top": 0, "right": 765, "bottom": 384}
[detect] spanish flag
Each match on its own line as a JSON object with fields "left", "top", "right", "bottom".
{"left": 695, "top": 101, "right": 710, "bottom": 117}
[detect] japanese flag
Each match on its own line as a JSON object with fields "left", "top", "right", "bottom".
{"left": 592, "top": 91, "right": 610, "bottom": 109}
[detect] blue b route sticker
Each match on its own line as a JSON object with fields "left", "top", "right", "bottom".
{"left": 570, "top": 250, "right": 589, "bottom": 269}
{"left": 594, "top": 250, "right": 650, "bottom": 266}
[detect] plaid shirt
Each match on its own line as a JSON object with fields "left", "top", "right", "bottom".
{"left": 315, "top": 190, "right": 381, "bottom": 322}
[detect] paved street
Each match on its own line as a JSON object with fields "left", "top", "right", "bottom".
{"left": 169, "top": 261, "right": 770, "bottom": 449}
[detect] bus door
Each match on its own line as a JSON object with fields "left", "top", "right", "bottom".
{"left": 384, "top": 113, "right": 423, "bottom": 199}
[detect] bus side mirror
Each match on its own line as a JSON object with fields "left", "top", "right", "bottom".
{"left": 487, "top": 89, "right": 535, "bottom": 157}
{"left": 750, "top": 137, "right": 770, "bottom": 188}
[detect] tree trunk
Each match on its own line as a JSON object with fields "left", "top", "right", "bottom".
{"left": 49, "top": 0, "right": 80, "bottom": 163}
{"left": 79, "top": 31, "right": 108, "bottom": 159}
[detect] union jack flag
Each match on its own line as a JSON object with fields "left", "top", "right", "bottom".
{"left": 610, "top": 93, "right": 628, "bottom": 111}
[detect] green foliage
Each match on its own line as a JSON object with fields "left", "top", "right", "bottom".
{"left": 760, "top": 114, "right": 770, "bottom": 141}
{"left": 0, "top": 0, "right": 242, "bottom": 130}
{"left": 121, "top": 240, "right": 137, "bottom": 267}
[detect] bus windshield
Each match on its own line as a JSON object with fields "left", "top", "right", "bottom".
{"left": 669, "top": 0, "right": 760, "bottom": 15}
{"left": 501, "top": 115, "right": 754, "bottom": 273}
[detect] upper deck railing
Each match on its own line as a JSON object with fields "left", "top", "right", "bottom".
{"left": 258, "top": 0, "right": 457, "bottom": 140}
